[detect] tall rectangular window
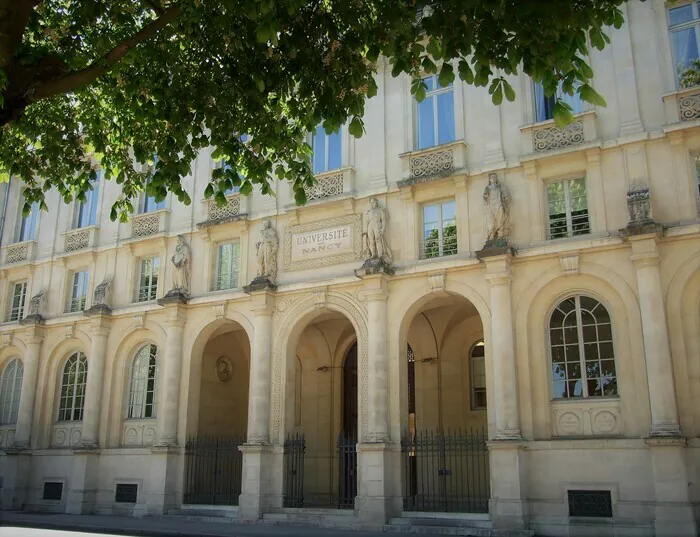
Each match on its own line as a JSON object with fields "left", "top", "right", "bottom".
{"left": 141, "top": 159, "right": 165, "bottom": 213}
{"left": 74, "top": 172, "right": 101, "bottom": 228}
{"left": 137, "top": 257, "right": 159, "bottom": 302}
{"left": 421, "top": 200, "right": 457, "bottom": 259}
{"left": 534, "top": 82, "right": 584, "bottom": 122}
{"left": 546, "top": 178, "right": 590, "bottom": 239}
{"left": 312, "top": 125, "right": 342, "bottom": 174}
{"left": 216, "top": 242, "right": 240, "bottom": 291}
{"left": 6, "top": 281, "right": 27, "bottom": 322}
{"left": 470, "top": 341, "right": 487, "bottom": 410}
{"left": 17, "top": 202, "right": 39, "bottom": 242}
{"left": 416, "top": 75, "right": 455, "bottom": 150}
{"left": 67, "top": 271, "right": 89, "bottom": 313}
{"left": 668, "top": 2, "right": 700, "bottom": 87}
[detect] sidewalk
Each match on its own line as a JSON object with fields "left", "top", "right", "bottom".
{"left": 0, "top": 511, "right": 391, "bottom": 537}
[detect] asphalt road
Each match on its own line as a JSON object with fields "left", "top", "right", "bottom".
{"left": 1, "top": 530, "right": 127, "bottom": 537}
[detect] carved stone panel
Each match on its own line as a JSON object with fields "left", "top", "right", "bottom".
{"left": 551, "top": 400, "right": 623, "bottom": 438}
{"left": 52, "top": 424, "right": 83, "bottom": 448}
{"left": 283, "top": 214, "right": 363, "bottom": 271}
{"left": 122, "top": 420, "right": 157, "bottom": 447}
{"left": 533, "top": 121, "right": 584, "bottom": 152}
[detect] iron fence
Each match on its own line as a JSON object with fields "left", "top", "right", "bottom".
{"left": 183, "top": 435, "right": 244, "bottom": 506}
{"left": 283, "top": 432, "right": 357, "bottom": 509}
{"left": 401, "top": 427, "right": 490, "bottom": 513}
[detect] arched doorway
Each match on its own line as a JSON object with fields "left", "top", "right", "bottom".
{"left": 283, "top": 309, "right": 358, "bottom": 509}
{"left": 183, "top": 320, "right": 251, "bottom": 506}
{"left": 400, "top": 294, "right": 490, "bottom": 513}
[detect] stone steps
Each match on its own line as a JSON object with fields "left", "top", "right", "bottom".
{"left": 384, "top": 517, "right": 534, "bottom": 537}
{"left": 262, "top": 510, "right": 357, "bottom": 529}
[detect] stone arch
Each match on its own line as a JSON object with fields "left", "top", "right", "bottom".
{"left": 184, "top": 314, "right": 254, "bottom": 439}
{"left": 666, "top": 250, "right": 700, "bottom": 435}
{"left": 0, "top": 342, "right": 25, "bottom": 369}
{"left": 271, "top": 291, "right": 368, "bottom": 443}
{"left": 515, "top": 263, "right": 648, "bottom": 439}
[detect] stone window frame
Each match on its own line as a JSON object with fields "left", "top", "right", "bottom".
{"left": 666, "top": 0, "right": 700, "bottom": 88}
{"left": 5, "top": 280, "right": 28, "bottom": 323}
{"left": 414, "top": 74, "right": 457, "bottom": 150}
{"left": 56, "top": 351, "right": 88, "bottom": 423}
{"left": 544, "top": 176, "right": 591, "bottom": 240}
{"left": 214, "top": 240, "right": 241, "bottom": 292}
{"left": 547, "top": 294, "right": 619, "bottom": 400}
{"left": 126, "top": 343, "right": 159, "bottom": 420}
{"left": 65, "top": 269, "right": 90, "bottom": 313}
{"left": 419, "top": 197, "right": 458, "bottom": 260}
{"left": 0, "top": 357, "right": 23, "bottom": 425}
{"left": 469, "top": 340, "right": 487, "bottom": 411}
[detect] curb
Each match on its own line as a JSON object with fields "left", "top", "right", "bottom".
{"left": 3, "top": 520, "right": 229, "bottom": 537}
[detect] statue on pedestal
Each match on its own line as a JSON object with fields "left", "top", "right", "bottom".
{"left": 483, "top": 172, "right": 511, "bottom": 247}
{"left": 357, "top": 197, "right": 394, "bottom": 276}
{"left": 171, "top": 235, "right": 191, "bottom": 295}
{"left": 245, "top": 220, "right": 279, "bottom": 292}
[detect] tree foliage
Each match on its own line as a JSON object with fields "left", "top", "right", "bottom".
{"left": 0, "top": 0, "right": 628, "bottom": 218}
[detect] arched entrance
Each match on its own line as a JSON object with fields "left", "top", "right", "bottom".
{"left": 282, "top": 309, "right": 358, "bottom": 509}
{"left": 400, "top": 294, "right": 490, "bottom": 513}
{"left": 183, "top": 320, "right": 251, "bottom": 506}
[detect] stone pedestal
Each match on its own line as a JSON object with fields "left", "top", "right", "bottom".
{"left": 488, "top": 441, "right": 529, "bottom": 531}
{"left": 157, "top": 289, "right": 189, "bottom": 306}
{"left": 243, "top": 277, "right": 277, "bottom": 294}
{"left": 1, "top": 450, "right": 32, "bottom": 510}
{"left": 237, "top": 444, "right": 284, "bottom": 520}
{"left": 145, "top": 445, "right": 181, "bottom": 515}
{"left": 354, "top": 257, "right": 394, "bottom": 277}
{"left": 66, "top": 448, "right": 100, "bottom": 514}
{"left": 356, "top": 442, "right": 400, "bottom": 529}
{"left": 645, "top": 437, "right": 697, "bottom": 537}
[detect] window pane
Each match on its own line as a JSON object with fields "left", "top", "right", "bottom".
{"left": 328, "top": 130, "right": 342, "bottom": 171}
{"left": 417, "top": 97, "right": 435, "bottom": 149}
{"left": 88, "top": 181, "right": 100, "bottom": 226}
{"left": 669, "top": 4, "right": 695, "bottom": 26}
{"left": 436, "top": 91, "right": 455, "bottom": 145}
{"left": 423, "top": 76, "right": 436, "bottom": 92}
{"left": 423, "top": 204, "right": 439, "bottom": 225}
{"left": 534, "top": 83, "right": 555, "bottom": 122}
{"left": 312, "top": 126, "right": 327, "bottom": 174}
{"left": 672, "top": 27, "right": 699, "bottom": 77}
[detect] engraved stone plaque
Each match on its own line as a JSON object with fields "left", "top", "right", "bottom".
{"left": 284, "top": 214, "right": 363, "bottom": 271}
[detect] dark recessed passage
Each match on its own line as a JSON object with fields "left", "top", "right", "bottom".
{"left": 43, "top": 482, "right": 63, "bottom": 501}
{"left": 568, "top": 490, "right": 613, "bottom": 518}
{"left": 115, "top": 483, "right": 138, "bottom": 503}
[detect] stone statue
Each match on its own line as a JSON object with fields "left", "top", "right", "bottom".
{"left": 483, "top": 173, "right": 511, "bottom": 245}
{"left": 626, "top": 184, "right": 653, "bottom": 224}
{"left": 171, "top": 235, "right": 191, "bottom": 294}
{"left": 93, "top": 278, "right": 111, "bottom": 306}
{"left": 27, "top": 291, "right": 45, "bottom": 319}
{"left": 363, "top": 197, "right": 392, "bottom": 263}
{"left": 255, "top": 220, "right": 278, "bottom": 282}
{"left": 216, "top": 356, "right": 232, "bottom": 383}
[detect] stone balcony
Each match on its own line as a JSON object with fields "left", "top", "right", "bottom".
{"left": 198, "top": 192, "right": 248, "bottom": 229}
{"left": 304, "top": 166, "right": 355, "bottom": 202}
{"left": 662, "top": 85, "right": 700, "bottom": 124}
{"left": 62, "top": 225, "right": 99, "bottom": 253}
{"left": 2, "top": 240, "right": 37, "bottom": 265}
{"left": 130, "top": 209, "right": 170, "bottom": 239}
{"left": 398, "top": 140, "right": 467, "bottom": 187}
{"left": 520, "top": 110, "right": 597, "bottom": 157}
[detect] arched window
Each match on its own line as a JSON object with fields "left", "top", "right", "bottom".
{"left": 470, "top": 341, "right": 486, "bottom": 410}
{"left": 58, "top": 352, "right": 88, "bottom": 422}
{"left": 0, "top": 358, "right": 24, "bottom": 425}
{"left": 127, "top": 344, "right": 158, "bottom": 419}
{"left": 549, "top": 296, "right": 616, "bottom": 399}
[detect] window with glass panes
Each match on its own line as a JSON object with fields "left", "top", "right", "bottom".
{"left": 546, "top": 178, "right": 590, "bottom": 239}
{"left": 0, "top": 358, "right": 23, "bottom": 425}
{"left": 312, "top": 125, "right": 342, "bottom": 174}
{"left": 6, "top": 281, "right": 27, "bottom": 322}
{"left": 533, "top": 81, "right": 584, "bottom": 122}
{"left": 137, "top": 257, "right": 159, "bottom": 302}
{"left": 421, "top": 200, "right": 457, "bottom": 259}
{"left": 416, "top": 75, "right": 455, "bottom": 150}
{"left": 549, "top": 296, "right": 617, "bottom": 399}
{"left": 216, "top": 242, "right": 240, "bottom": 291}
{"left": 74, "top": 172, "right": 101, "bottom": 228}
{"left": 58, "top": 352, "right": 87, "bottom": 422}
{"left": 67, "top": 271, "right": 89, "bottom": 313}
{"left": 127, "top": 344, "right": 158, "bottom": 419}
{"left": 140, "top": 159, "right": 165, "bottom": 213}
{"left": 17, "top": 201, "right": 39, "bottom": 242}
{"left": 668, "top": 2, "right": 700, "bottom": 86}
{"left": 470, "top": 341, "right": 487, "bottom": 410}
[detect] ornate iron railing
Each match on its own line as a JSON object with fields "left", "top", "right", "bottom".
{"left": 183, "top": 435, "right": 245, "bottom": 506}
{"left": 401, "top": 427, "right": 490, "bottom": 513}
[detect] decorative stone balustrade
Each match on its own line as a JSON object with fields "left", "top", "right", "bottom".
{"left": 208, "top": 194, "right": 241, "bottom": 221}
{"left": 2, "top": 240, "right": 36, "bottom": 265}
{"left": 122, "top": 419, "right": 157, "bottom": 447}
{"left": 520, "top": 111, "right": 597, "bottom": 156}
{"left": 52, "top": 423, "right": 83, "bottom": 448}
{"left": 131, "top": 210, "right": 168, "bottom": 238}
{"left": 398, "top": 141, "right": 467, "bottom": 187}
{"left": 662, "top": 86, "right": 700, "bottom": 124}
{"left": 551, "top": 399, "right": 623, "bottom": 438}
{"left": 304, "top": 167, "right": 354, "bottom": 202}
{"left": 63, "top": 226, "right": 98, "bottom": 253}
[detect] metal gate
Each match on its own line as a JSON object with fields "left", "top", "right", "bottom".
{"left": 401, "top": 427, "right": 490, "bottom": 513}
{"left": 283, "top": 433, "right": 357, "bottom": 509}
{"left": 183, "top": 435, "right": 244, "bottom": 506}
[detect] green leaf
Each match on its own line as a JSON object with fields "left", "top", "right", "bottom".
{"left": 503, "top": 80, "right": 516, "bottom": 102}
{"left": 458, "top": 60, "right": 474, "bottom": 84}
{"left": 204, "top": 183, "right": 214, "bottom": 198}
{"left": 438, "top": 63, "right": 455, "bottom": 88}
{"left": 426, "top": 38, "right": 442, "bottom": 60}
{"left": 553, "top": 100, "right": 575, "bottom": 128}
{"left": 348, "top": 116, "right": 364, "bottom": 138}
{"left": 491, "top": 83, "right": 503, "bottom": 105}
{"left": 578, "top": 84, "right": 607, "bottom": 107}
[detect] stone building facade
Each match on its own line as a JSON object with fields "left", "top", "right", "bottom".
{"left": 1, "top": 1, "right": 700, "bottom": 535}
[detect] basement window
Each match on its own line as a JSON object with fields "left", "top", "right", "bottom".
{"left": 568, "top": 490, "right": 613, "bottom": 518}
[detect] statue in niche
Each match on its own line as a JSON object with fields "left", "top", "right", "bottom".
{"left": 363, "top": 197, "right": 392, "bottom": 263}
{"left": 255, "top": 219, "right": 278, "bottom": 282}
{"left": 483, "top": 172, "right": 511, "bottom": 246}
{"left": 216, "top": 356, "right": 232, "bottom": 383}
{"left": 171, "top": 235, "right": 191, "bottom": 294}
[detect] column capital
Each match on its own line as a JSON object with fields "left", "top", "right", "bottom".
{"left": 361, "top": 274, "right": 389, "bottom": 301}
{"left": 88, "top": 313, "right": 112, "bottom": 337}
{"left": 21, "top": 324, "right": 45, "bottom": 345}
{"left": 250, "top": 290, "right": 276, "bottom": 316}
{"left": 163, "top": 304, "right": 188, "bottom": 327}
{"left": 481, "top": 252, "right": 512, "bottom": 285}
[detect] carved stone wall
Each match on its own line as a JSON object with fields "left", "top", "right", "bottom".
{"left": 52, "top": 423, "right": 83, "bottom": 448}
{"left": 410, "top": 148, "right": 454, "bottom": 178}
{"left": 131, "top": 214, "right": 160, "bottom": 238}
{"left": 208, "top": 195, "right": 241, "bottom": 221}
{"left": 271, "top": 290, "right": 368, "bottom": 443}
{"left": 5, "top": 242, "right": 30, "bottom": 264}
{"left": 678, "top": 90, "right": 700, "bottom": 121}
{"left": 551, "top": 401, "right": 623, "bottom": 437}
{"left": 122, "top": 420, "right": 157, "bottom": 447}
{"left": 305, "top": 172, "right": 344, "bottom": 201}
{"left": 533, "top": 121, "right": 584, "bottom": 152}
{"left": 64, "top": 229, "right": 90, "bottom": 252}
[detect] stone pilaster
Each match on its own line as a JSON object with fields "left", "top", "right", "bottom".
{"left": 78, "top": 313, "right": 110, "bottom": 448}
{"left": 239, "top": 291, "right": 280, "bottom": 520}
{"left": 155, "top": 304, "right": 186, "bottom": 446}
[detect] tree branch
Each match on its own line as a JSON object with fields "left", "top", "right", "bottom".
{"left": 29, "top": 5, "right": 181, "bottom": 102}
{"left": 142, "top": 0, "right": 165, "bottom": 16}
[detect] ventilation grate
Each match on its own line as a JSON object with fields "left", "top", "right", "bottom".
{"left": 568, "top": 490, "right": 613, "bottom": 518}
{"left": 115, "top": 483, "right": 138, "bottom": 503}
{"left": 43, "top": 482, "right": 63, "bottom": 501}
